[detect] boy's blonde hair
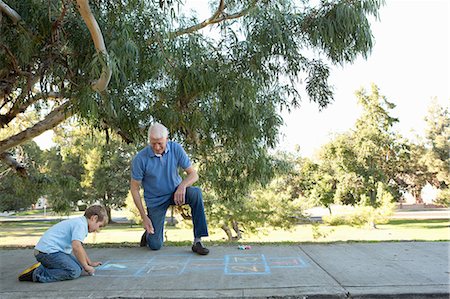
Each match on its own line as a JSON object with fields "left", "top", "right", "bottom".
{"left": 84, "top": 205, "right": 108, "bottom": 224}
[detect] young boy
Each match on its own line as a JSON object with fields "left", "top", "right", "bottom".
{"left": 18, "top": 205, "right": 108, "bottom": 282}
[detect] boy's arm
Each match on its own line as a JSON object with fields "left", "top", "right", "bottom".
{"left": 72, "top": 240, "right": 95, "bottom": 275}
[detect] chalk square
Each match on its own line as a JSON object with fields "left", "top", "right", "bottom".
{"left": 227, "top": 254, "right": 264, "bottom": 264}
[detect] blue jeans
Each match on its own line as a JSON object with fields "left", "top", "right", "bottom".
{"left": 146, "top": 186, "right": 209, "bottom": 250}
{"left": 33, "top": 251, "right": 83, "bottom": 283}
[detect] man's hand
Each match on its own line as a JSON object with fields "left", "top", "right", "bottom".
{"left": 174, "top": 185, "right": 186, "bottom": 206}
{"left": 143, "top": 216, "right": 155, "bottom": 234}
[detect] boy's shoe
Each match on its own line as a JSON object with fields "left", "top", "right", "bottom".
{"left": 18, "top": 262, "right": 41, "bottom": 282}
{"left": 192, "top": 242, "right": 209, "bottom": 255}
{"left": 140, "top": 231, "right": 147, "bottom": 247}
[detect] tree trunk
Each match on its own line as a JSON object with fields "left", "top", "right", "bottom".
{"left": 232, "top": 220, "right": 242, "bottom": 240}
{"left": 221, "top": 224, "right": 233, "bottom": 241}
{"left": 105, "top": 206, "right": 112, "bottom": 224}
{"left": 414, "top": 189, "right": 423, "bottom": 204}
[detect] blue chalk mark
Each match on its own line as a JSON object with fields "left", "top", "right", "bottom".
{"left": 134, "top": 255, "right": 157, "bottom": 277}
{"left": 102, "top": 263, "right": 127, "bottom": 269}
{"left": 268, "top": 257, "right": 309, "bottom": 268}
{"left": 224, "top": 254, "right": 270, "bottom": 275}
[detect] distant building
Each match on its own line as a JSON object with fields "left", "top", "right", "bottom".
{"left": 34, "top": 197, "right": 48, "bottom": 209}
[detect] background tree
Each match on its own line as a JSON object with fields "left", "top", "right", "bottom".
{"left": 53, "top": 123, "right": 136, "bottom": 222}
{"left": 0, "top": 111, "right": 46, "bottom": 211}
{"left": 394, "top": 141, "right": 430, "bottom": 204}
{"left": 0, "top": 141, "right": 46, "bottom": 211}
{"left": 421, "top": 99, "right": 449, "bottom": 206}
{"left": 314, "top": 84, "right": 402, "bottom": 226}
{"left": 40, "top": 146, "right": 84, "bottom": 215}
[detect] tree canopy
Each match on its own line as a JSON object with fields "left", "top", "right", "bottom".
{"left": 1, "top": 0, "right": 383, "bottom": 170}
{"left": 1, "top": 0, "right": 386, "bottom": 231}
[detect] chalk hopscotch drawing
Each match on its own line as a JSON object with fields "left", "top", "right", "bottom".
{"left": 95, "top": 254, "right": 308, "bottom": 277}
{"left": 101, "top": 263, "right": 127, "bottom": 270}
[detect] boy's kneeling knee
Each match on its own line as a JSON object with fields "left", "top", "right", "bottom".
{"left": 68, "top": 267, "right": 82, "bottom": 279}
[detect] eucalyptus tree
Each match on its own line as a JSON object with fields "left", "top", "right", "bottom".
{"left": 2, "top": 0, "right": 384, "bottom": 232}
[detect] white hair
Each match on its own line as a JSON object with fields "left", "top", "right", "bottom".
{"left": 148, "top": 122, "right": 169, "bottom": 141}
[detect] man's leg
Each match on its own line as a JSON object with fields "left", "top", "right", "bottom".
{"left": 33, "top": 252, "right": 82, "bottom": 283}
{"left": 146, "top": 201, "right": 171, "bottom": 250}
{"left": 185, "top": 186, "right": 209, "bottom": 239}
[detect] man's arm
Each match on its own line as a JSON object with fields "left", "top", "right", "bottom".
{"left": 72, "top": 240, "right": 95, "bottom": 275}
{"left": 174, "top": 166, "right": 199, "bottom": 206}
{"left": 130, "top": 178, "right": 154, "bottom": 234}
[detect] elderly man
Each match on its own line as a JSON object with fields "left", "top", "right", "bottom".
{"left": 130, "top": 122, "right": 209, "bottom": 255}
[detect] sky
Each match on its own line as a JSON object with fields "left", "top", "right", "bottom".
{"left": 279, "top": 0, "right": 449, "bottom": 157}
{"left": 35, "top": 0, "right": 450, "bottom": 154}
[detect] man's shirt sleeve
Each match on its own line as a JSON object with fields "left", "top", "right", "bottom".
{"left": 177, "top": 144, "right": 191, "bottom": 169}
{"left": 131, "top": 155, "right": 144, "bottom": 181}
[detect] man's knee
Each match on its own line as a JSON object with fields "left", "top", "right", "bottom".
{"left": 188, "top": 187, "right": 203, "bottom": 202}
{"left": 148, "top": 240, "right": 163, "bottom": 250}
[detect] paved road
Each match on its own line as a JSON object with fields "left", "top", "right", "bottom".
{"left": 1, "top": 242, "right": 449, "bottom": 298}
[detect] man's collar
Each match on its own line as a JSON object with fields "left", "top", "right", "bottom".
{"left": 148, "top": 142, "right": 170, "bottom": 157}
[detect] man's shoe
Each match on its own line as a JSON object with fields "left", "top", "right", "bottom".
{"left": 192, "top": 242, "right": 209, "bottom": 255}
{"left": 140, "top": 231, "right": 147, "bottom": 247}
{"left": 18, "top": 262, "right": 40, "bottom": 281}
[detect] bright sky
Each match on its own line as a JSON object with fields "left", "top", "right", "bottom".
{"left": 35, "top": 0, "right": 450, "bottom": 154}
{"left": 280, "top": 0, "right": 450, "bottom": 157}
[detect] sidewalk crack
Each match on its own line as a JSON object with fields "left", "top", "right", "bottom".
{"left": 297, "top": 245, "right": 351, "bottom": 298}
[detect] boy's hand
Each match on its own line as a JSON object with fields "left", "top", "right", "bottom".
{"left": 90, "top": 261, "right": 102, "bottom": 267}
{"left": 84, "top": 265, "right": 95, "bottom": 275}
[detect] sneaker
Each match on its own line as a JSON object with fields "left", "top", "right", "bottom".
{"left": 18, "top": 262, "right": 41, "bottom": 282}
{"left": 191, "top": 242, "right": 209, "bottom": 255}
{"left": 140, "top": 231, "right": 147, "bottom": 247}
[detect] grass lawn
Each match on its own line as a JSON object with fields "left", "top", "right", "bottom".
{"left": 0, "top": 219, "right": 448, "bottom": 248}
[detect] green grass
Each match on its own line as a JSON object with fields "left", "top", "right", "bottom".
{"left": 12, "top": 209, "right": 53, "bottom": 216}
{"left": 0, "top": 218, "right": 448, "bottom": 248}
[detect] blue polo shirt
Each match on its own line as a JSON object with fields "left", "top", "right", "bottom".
{"left": 131, "top": 141, "right": 191, "bottom": 208}
{"left": 35, "top": 216, "right": 88, "bottom": 254}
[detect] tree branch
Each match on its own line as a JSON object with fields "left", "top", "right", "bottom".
{"left": 0, "top": 1, "right": 21, "bottom": 24}
{"left": 0, "top": 100, "right": 73, "bottom": 153}
{"left": 0, "top": 152, "right": 27, "bottom": 177}
{"left": 75, "top": 0, "right": 111, "bottom": 92}
{"left": 1, "top": 87, "right": 66, "bottom": 130}
{"left": 168, "top": 0, "right": 256, "bottom": 39}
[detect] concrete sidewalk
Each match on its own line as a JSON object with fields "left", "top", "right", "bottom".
{"left": 0, "top": 242, "right": 448, "bottom": 298}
